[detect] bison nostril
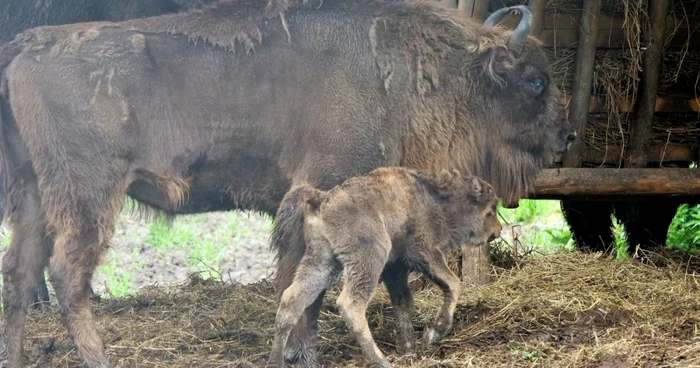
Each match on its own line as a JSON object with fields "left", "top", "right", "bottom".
{"left": 567, "top": 131, "right": 577, "bottom": 142}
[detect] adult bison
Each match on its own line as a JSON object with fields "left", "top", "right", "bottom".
{"left": 0, "top": 0, "right": 222, "bottom": 307}
{"left": 0, "top": 0, "right": 574, "bottom": 366}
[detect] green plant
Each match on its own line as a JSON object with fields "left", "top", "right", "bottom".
{"left": 666, "top": 203, "right": 700, "bottom": 254}
{"left": 507, "top": 342, "right": 538, "bottom": 362}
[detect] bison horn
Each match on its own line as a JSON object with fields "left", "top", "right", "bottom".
{"left": 483, "top": 5, "right": 532, "bottom": 57}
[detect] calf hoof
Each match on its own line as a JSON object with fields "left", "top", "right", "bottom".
{"left": 395, "top": 336, "right": 416, "bottom": 356}
{"left": 283, "top": 345, "right": 317, "bottom": 367}
{"left": 420, "top": 322, "right": 452, "bottom": 349}
{"left": 369, "top": 357, "right": 392, "bottom": 368}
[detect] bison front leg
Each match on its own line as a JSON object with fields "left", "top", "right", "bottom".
{"left": 381, "top": 263, "right": 416, "bottom": 355}
{"left": 420, "top": 249, "right": 461, "bottom": 349}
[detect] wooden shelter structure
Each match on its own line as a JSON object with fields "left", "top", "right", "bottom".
{"left": 451, "top": 0, "right": 700, "bottom": 285}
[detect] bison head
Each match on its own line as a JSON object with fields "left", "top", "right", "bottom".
{"left": 396, "top": 3, "right": 575, "bottom": 206}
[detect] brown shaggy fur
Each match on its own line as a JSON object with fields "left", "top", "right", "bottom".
{"left": 0, "top": 0, "right": 573, "bottom": 366}
{"left": 267, "top": 167, "right": 501, "bottom": 368}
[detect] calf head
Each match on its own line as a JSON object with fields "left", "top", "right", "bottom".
{"left": 432, "top": 170, "right": 502, "bottom": 246}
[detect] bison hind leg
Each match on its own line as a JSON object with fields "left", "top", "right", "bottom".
{"left": 0, "top": 176, "right": 53, "bottom": 367}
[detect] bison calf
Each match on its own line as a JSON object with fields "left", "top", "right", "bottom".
{"left": 267, "top": 167, "right": 502, "bottom": 368}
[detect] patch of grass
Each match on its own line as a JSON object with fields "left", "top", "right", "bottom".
{"left": 97, "top": 252, "right": 135, "bottom": 298}
{"left": 498, "top": 199, "right": 562, "bottom": 224}
{"left": 186, "top": 240, "right": 223, "bottom": 276}
{"left": 498, "top": 199, "right": 574, "bottom": 252}
{"left": 144, "top": 220, "right": 198, "bottom": 255}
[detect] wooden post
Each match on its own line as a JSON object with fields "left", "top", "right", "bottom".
{"left": 561, "top": 0, "right": 602, "bottom": 168}
{"left": 530, "top": 0, "right": 547, "bottom": 37}
{"left": 626, "top": 0, "right": 670, "bottom": 168}
{"left": 462, "top": 0, "right": 490, "bottom": 21}
{"left": 461, "top": 243, "right": 492, "bottom": 286}
{"left": 458, "top": 0, "right": 473, "bottom": 16}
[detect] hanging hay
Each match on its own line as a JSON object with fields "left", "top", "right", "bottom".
{"left": 19, "top": 251, "right": 700, "bottom": 367}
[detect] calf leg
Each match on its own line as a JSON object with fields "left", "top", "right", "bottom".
{"left": 0, "top": 180, "right": 52, "bottom": 368}
{"left": 381, "top": 263, "right": 415, "bottom": 355}
{"left": 420, "top": 250, "right": 461, "bottom": 348}
{"left": 267, "top": 246, "right": 335, "bottom": 368}
{"left": 336, "top": 242, "right": 391, "bottom": 368}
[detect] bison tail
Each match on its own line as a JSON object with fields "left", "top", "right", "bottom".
{"left": 269, "top": 184, "right": 327, "bottom": 296}
{"left": 0, "top": 40, "right": 23, "bottom": 227}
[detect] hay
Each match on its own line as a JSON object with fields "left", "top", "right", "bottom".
{"left": 21, "top": 251, "right": 700, "bottom": 367}
{"left": 546, "top": 49, "right": 700, "bottom": 98}
{"left": 490, "top": 0, "right": 699, "bottom": 16}
{"left": 584, "top": 113, "right": 700, "bottom": 155}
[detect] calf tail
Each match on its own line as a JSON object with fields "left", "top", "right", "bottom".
{"left": 270, "top": 184, "right": 328, "bottom": 296}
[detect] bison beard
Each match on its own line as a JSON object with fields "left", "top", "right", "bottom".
{"left": 0, "top": 0, "right": 573, "bottom": 367}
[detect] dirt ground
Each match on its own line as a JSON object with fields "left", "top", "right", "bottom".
{"left": 89, "top": 211, "right": 276, "bottom": 296}
{"left": 13, "top": 244, "right": 700, "bottom": 367}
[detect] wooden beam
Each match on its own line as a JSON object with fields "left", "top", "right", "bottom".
{"left": 562, "top": 0, "right": 602, "bottom": 168}
{"left": 626, "top": 0, "right": 671, "bottom": 168}
{"left": 529, "top": 168, "right": 700, "bottom": 198}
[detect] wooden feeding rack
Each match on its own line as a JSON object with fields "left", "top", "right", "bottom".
{"left": 448, "top": 0, "right": 700, "bottom": 286}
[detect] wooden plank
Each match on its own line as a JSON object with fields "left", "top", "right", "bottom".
{"left": 562, "top": 0, "right": 602, "bottom": 168}
{"left": 529, "top": 168, "right": 700, "bottom": 198}
{"left": 576, "top": 144, "right": 697, "bottom": 164}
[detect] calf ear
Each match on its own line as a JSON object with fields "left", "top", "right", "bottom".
{"left": 469, "top": 177, "right": 483, "bottom": 200}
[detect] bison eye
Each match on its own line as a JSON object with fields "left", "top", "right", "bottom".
{"left": 528, "top": 79, "right": 544, "bottom": 94}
